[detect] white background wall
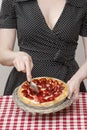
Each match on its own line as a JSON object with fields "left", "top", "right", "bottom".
{"left": 0, "top": 36, "right": 87, "bottom": 95}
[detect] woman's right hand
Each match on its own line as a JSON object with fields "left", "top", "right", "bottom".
{"left": 13, "top": 51, "right": 33, "bottom": 82}
{"left": 0, "top": 29, "right": 33, "bottom": 81}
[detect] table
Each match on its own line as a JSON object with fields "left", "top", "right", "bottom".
{"left": 0, "top": 93, "right": 87, "bottom": 130}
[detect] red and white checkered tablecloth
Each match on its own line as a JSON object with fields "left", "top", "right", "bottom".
{"left": 0, "top": 93, "right": 87, "bottom": 130}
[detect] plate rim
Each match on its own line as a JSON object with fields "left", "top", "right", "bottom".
{"left": 12, "top": 87, "right": 74, "bottom": 114}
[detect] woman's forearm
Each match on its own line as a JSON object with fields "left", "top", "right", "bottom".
{"left": 72, "top": 61, "right": 87, "bottom": 83}
{"left": 0, "top": 29, "right": 17, "bottom": 66}
{"left": 0, "top": 49, "right": 16, "bottom": 66}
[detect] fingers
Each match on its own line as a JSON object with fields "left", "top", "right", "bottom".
{"left": 68, "top": 88, "right": 79, "bottom": 101}
{"left": 74, "top": 89, "right": 79, "bottom": 101}
{"left": 25, "top": 58, "right": 32, "bottom": 82}
{"left": 13, "top": 59, "right": 22, "bottom": 71}
{"left": 68, "top": 90, "right": 73, "bottom": 99}
{"left": 67, "top": 81, "right": 73, "bottom": 99}
{"left": 67, "top": 80, "right": 80, "bottom": 101}
{"left": 13, "top": 52, "right": 34, "bottom": 82}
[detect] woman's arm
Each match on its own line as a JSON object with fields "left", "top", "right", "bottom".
{"left": 0, "top": 29, "right": 16, "bottom": 66}
{"left": 0, "top": 29, "right": 33, "bottom": 81}
{"left": 67, "top": 37, "right": 87, "bottom": 100}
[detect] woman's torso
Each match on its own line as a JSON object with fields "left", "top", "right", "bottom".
{"left": 4, "top": 0, "right": 87, "bottom": 94}
{"left": 14, "top": 0, "right": 86, "bottom": 78}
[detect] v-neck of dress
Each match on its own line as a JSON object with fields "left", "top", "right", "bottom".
{"left": 36, "top": 0, "right": 67, "bottom": 32}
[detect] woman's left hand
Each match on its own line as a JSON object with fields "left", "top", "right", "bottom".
{"left": 67, "top": 77, "right": 81, "bottom": 101}
{"left": 67, "top": 59, "right": 87, "bottom": 101}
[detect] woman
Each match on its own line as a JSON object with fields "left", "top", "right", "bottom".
{"left": 0, "top": 0, "right": 87, "bottom": 99}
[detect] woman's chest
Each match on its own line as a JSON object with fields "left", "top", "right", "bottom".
{"left": 15, "top": 0, "right": 86, "bottom": 42}
{"left": 36, "top": 0, "right": 67, "bottom": 31}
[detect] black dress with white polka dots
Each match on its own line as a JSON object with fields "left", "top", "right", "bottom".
{"left": 0, "top": 0, "right": 87, "bottom": 95}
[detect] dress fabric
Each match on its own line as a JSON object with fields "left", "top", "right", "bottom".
{"left": 0, "top": 0, "right": 87, "bottom": 95}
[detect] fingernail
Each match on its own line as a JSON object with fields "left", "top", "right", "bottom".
{"left": 68, "top": 96, "right": 70, "bottom": 99}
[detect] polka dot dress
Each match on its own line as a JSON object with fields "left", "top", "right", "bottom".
{"left": 0, "top": 0, "right": 87, "bottom": 95}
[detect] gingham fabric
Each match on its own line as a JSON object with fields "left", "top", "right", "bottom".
{"left": 0, "top": 0, "right": 87, "bottom": 95}
{"left": 0, "top": 93, "right": 87, "bottom": 130}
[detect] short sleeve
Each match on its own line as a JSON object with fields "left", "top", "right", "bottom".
{"left": 79, "top": 8, "right": 87, "bottom": 37}
{"left": 0, "top": 0, "right": 17, "bottom": 28}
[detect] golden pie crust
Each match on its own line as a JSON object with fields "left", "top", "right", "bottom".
{"left": 18, "top": 77, "right": 68, "bottom": 107}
